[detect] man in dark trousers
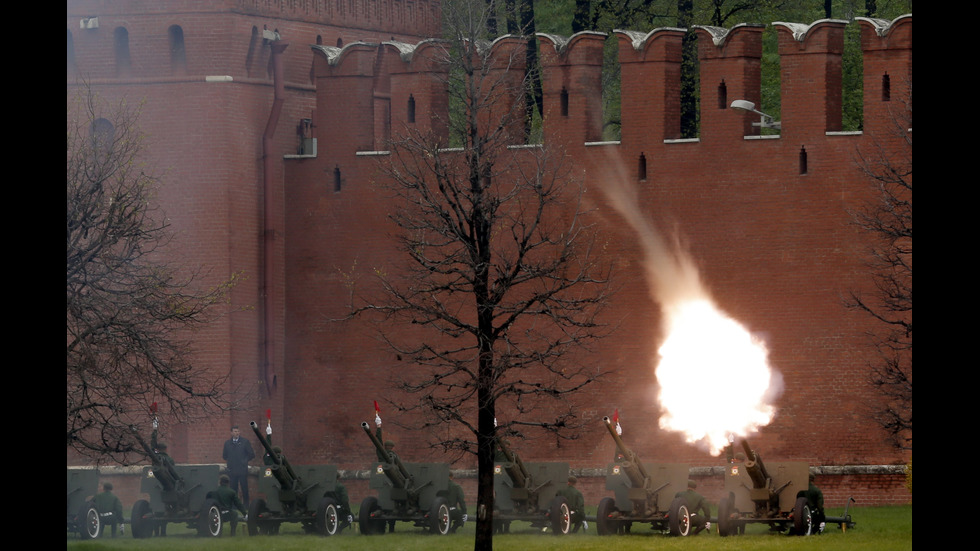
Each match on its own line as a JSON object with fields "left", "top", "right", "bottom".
{"left": 222, "top": 425, "right": 255, "bottom": 505}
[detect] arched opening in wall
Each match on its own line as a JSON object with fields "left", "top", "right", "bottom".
{"left": 717, "top": 80, "right": 728, "bottom": 110}
{"left": 679, "top": 30, "right": 699, "bottom": 139}
{"left": 560, "top": 87, "right": 569, "bottom": 117}
{"left": 246, "top": 26, "right": 259, "bottom": 78}
{"left": 759, "top": 27, "right": 781, "bottom": 137}
{"left": 408, "top": 94, "right": 416, "bottom": 124}
{"left": 638, "top": 153, "right": 647, "bottom": 181}
{"left": 90, "top": 118, "right": 115, "bottom": 165}
{"left": 882, "top": 73, "right": 891, "bottom": 102}
{"left": 333, "top": 166, "right": 342, "bottom": 192}
{"left": 799, "top": 146, "right": 808, "bottom": 175}
{"left": 311, "top": 35, "right": 324, "bottom": 84}
{"left": 337, "top": 38, "right": 343, "bottom": 47}
{"left": 67, "top": 29, "right": 76, "bottom": 76}
{"left": 841, "top": 23, "right": 864, "bottom": 131}
{"left": 601, "top": 36, "right": 620, "bottom": 141}
{"left": 114, "top": 27, "right": 131, "bottom": 77}
{"left": 169, "top": 25, "right": 187, "bottom": 75}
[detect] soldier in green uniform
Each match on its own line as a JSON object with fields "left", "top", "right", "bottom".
{"left": 675, "top": 479, "right": 711, "bottom": 535}
{"left": 806, "top": 474, "right": 825, "bottom": 533}
{"left": 446, "top": 471, "right": 467, "bottom": 533}
{"left": 93, "top": 482, "right": 124, "bottom": 537}
{"left": 556, "top": 476, "right": 587, "bottom": 533}
{"left": 330, "top": 472, "right": 352, "bottom": 528}
{"left": 213, "top": 474, "right": 247, "bottom": 535}
{"left": 375, "top": 420, "right": 399, "bottom": 532}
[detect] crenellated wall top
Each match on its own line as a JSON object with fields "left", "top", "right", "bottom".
{"left": 774, "top": 18, "right": 848, "bottom": 42}
{"left": 537, "top": 31, "right": 608, "bottom": 56}
{"left": 692, "top": 23, "right": 765, "bottom": 47}
{"left": 614, "top": 27, "right": 686, "bottom": 51}
{"left": 857, "top": 14, "right": 912, "bottom": 37}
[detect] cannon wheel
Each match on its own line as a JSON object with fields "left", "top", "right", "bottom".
{"left": 359, "top": 496, "right": 384, "bottom": 535}
{"left": 198, "top": 498, "right": 223, "bottom": 537}
{"left": 596, "top": 497, "right": 617, "bottom": 536}
{"left": 668, "top": 497, "right": 691, "bottom": 537}
{"left": 247, "top": 498, "right": 269, "bottom": 536}
{"left": 792, "top": 496, "right": 812, "bottom": 536}
{"left": 316, "top": 497, "right": 340, "bottom": 536}
{"left": 130, "top": 499, "right": 153, "bottom": 538}
{"left": 77, "top": 501, "right": 100, "bottom": 539}
{"left": 549, "top": 496, "right": 571, "bottom": 535}
{"left": 429, "top": 497, "right": 451, "bottom": 535}
{"left": 718, "top": 494, "right": 734, "bottom": 537}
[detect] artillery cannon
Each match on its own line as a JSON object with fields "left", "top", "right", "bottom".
{"left": 246, "top": 421, "right": 351, "bottom": 536}
{"left": 67, "top": 468, "right": 101, "bottom": 539}
{"left": 358, "top": 421, "right": 453, "bottom": 535}
{"left": 128, "top": 428, "right": 224, "bottom": 538}
{"left": 492, "top": 437, "right": 574, "bottom": 534}
{"left": 716, "top": 439, "right": 817, "bottom": 536}
{"left": 595, "top": 416, "right": 692, "bottom": 536}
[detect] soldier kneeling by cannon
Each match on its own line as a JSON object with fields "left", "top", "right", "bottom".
{"left": 209, "top": 475, "right": 247, "bottom": 535}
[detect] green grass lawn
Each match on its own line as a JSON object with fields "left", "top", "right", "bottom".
{"left": 68, "top": 505, "right": 911, "bottom": 551}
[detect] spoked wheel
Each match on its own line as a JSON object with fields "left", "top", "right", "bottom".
{"left": 793, "top": 496, "right": 813, "bottom": 536}
{"left": 247, "top": 498, "right": 268, "bottom": 536}
{"left": 198, "top": 498, "right": 222, "bottom": 537}
{"left": 718, "top": 494, "right": 734, "bottom": 537}
{"left": 77, "top": 501, "right": 100, "bottom": 539}
{"left": 130, "top": 499, "right": 153, "bottom": 538}
{"left": 668, "top": 497, "right": 691, "bottom": 536}
{"left": 549, "top": 496, "right": 571, "bottom": 535}
{"left": 429, "top": 497, "right": 451, "bottom": 535}
{"left": 359, "top": 496, "right": 385, "bottom": 535}
{"left": 316, "top": 497, "right": 340, "bottom": 536}
{"left": 596, "top": 497, "right": 617, "bottom": 536}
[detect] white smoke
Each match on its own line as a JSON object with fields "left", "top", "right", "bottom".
{"left": 600, "top": 163, "right": 782, "bottom": 455}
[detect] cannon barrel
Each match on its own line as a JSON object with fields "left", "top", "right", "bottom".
{"left": 496, "top": 437, "right": 530, "bottom": 488}
{"left": 130, "top": 427, "right": 178, "bottom": 491}
{"left": 740, "top": 439, "right": 771, "bottom": 489}
{"left": 250, "top": 421, "right": 299, "bottom": 490}
{"left": 602, "top": 416, "right": 650, "bottom": 489}
{"left": 361, "top": 422, "right": 409, "bottom": 488}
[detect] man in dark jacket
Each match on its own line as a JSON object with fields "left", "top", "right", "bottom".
{"left": 222, "top": 425, "right": 255, "bottom": 505}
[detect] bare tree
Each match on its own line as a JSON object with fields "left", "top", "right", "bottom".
{"left": 353, "top": 1, "right": 612, "bottom": 548}
{"left": 849, "top": 84, "right": 911, "bottom": 450}
{"left": 67, "top": 87, "right": 235, "bottom": 461}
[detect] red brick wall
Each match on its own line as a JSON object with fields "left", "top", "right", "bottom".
{"left": 68, "top": 0, "right": 912, "bottom": 506}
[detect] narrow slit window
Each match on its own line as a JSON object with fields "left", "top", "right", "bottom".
{"left": 114, "top": 27, "right": 131, "bottom": 77}
{"left": 638, "top": 153, "right": 647, "bottom": 181}
{"left": 718, "top": 80, "right": 727, "bottom": 110}
{"left": 882, "top": 73, "right": 891, "bottom": 102}
{"left": 799, "top": 146, "right": 808, "bottom": 175}
{"left": 169, "top": 25, "right": 186, "bottom": 75}
{"left": 560, "top": 88, "right": 569, "bottom": 117}
{"left": 333, "top": 166, "right": 342, "bottom": 192}
{"left": 408, "top": 95, "right": 416, "bottom": 124}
